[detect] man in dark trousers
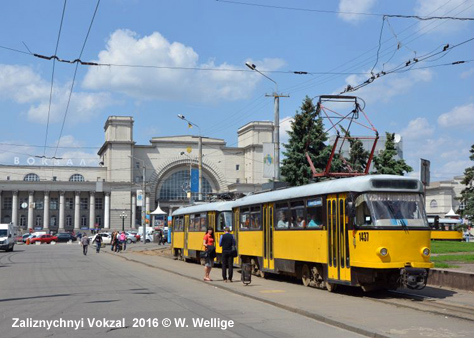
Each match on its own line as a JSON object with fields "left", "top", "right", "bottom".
{"left": 81, "top": 235, "right": 90, "bottom": 256}
{"left": 219, "top": 226, "right": 236, "bottom": 282}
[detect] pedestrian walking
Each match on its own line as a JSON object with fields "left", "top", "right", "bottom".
{"left": 111, "top": 231, "right": 117, "bottom": 252}
{"left": 81, "top": 235, "right": 90, "bottom": 255}
{"left": 95, "top": 233, "right": 103, "bottom": 253}
{"left": 119, "top": 231, "right": 127, "bottom": 252}
{"left": 219, "top": 226, "right": 236, "bottom": 282}
{"left": 203, "top": 227, "right": 216, "bottom": 281}
{"left": 157, "top": 229, "right": 163, "bottom": 245}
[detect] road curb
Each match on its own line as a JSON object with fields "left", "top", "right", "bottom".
{"left": 429, "top": 269, "right": 474, "bottom": 291}
{"left": 105, "top": 251, "right": 389, "bottom": 338}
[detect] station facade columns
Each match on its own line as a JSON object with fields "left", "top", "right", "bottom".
{"left": 28, "top": 191, "right": 34, "bottom": 230}
{"left": 43, "top": 191, "right": 50, "bottom": 230}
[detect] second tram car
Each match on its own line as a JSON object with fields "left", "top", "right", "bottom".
{"left": 172, "top": 201, "right": 234, "bottom": 262}
{"left": 428, "top": 217, "right": 463, "bottom": 241}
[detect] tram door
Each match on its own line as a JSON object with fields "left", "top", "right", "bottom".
{"left": 263, "top": 204, "right": 274, "bottom": 270}
{"left": 184, "top": 215, "right": 189, "bottom": 257}
{"left": 327, "top": 194, "right": 351, "bottom": 282}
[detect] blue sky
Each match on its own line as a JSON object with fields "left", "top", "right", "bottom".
{"left": 0, "top": 0, "right": 473, "bottom": 181}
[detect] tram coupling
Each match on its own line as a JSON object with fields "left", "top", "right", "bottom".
{"left": 400, "top": 268, "right": 428, "bottom": 290}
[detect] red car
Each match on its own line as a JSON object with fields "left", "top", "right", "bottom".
{"left": 30, "top": 234, "right": 58, "bottom": 244}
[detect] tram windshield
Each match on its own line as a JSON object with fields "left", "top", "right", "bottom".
{"left": 217, "top": 211, "right": 233, "bottom": 231}
{"left": 355, "top": 193, "right": 428, "bottom": 227}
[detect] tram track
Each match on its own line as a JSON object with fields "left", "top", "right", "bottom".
{"left": 0, "top": 250, "right": 19, "bottom": 266}
{"left": 364, "top": 290, "right": 474, "bottom": 322}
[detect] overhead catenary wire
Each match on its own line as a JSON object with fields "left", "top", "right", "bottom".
{"left": 42, "top": 0, "right": 67, "bottom": 158}
{"left": 52, "top": 0, "right": 101, "bottom": 160}
{"left": 215, "top": 0, "right": 474, "bottom": 20}
{"left": 281, "top": 0, "right": 474, "bottom": 96}
{"left": 342, "top": 36, "right": 474, "bottom": 94}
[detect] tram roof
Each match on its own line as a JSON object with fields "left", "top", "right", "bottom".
{"left": 172, "top": 201, "right": 234, "bottom": 216}
{"left": 232, "top": 175, "right": 423, "bottom": 207}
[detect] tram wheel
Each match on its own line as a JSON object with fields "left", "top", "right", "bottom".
{"left": 301, "top": 264, "right": 311, "bottom": 287}
{"left": 326, "top": 282, "right": 337, "bottom": 292}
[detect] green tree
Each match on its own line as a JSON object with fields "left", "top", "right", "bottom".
{"left": 372, "top": 132, "right": 412, "bottom": 175}
{"left": 459, "top": 144, "right": 474, "bottom": 223}
{"left": 347, "top": 136, "right": 370, "bottom": 172}
{"left": 334, "top": 128, "right": 370, "bottom": 173}
{"left": 281, "top": 96, "right": 328, "bottom": 186}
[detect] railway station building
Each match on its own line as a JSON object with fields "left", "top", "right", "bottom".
{"left": 0, "top": 116, "right": 273, "bottom": 232}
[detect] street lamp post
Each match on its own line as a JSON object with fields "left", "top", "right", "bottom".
{"left": 129, "top": 155, "right": 146, "bottom": 244}
{"left": 245, "top": 62, "right": 288, "bottom": 181}
{"left": 177, "top": 114, "right": 203, "bottom": 201}
{"left": 180, "top": 152, "right": 194, "bottom": 204}
{"left": 120, "top": 211, "right": 127, "bottom": 232}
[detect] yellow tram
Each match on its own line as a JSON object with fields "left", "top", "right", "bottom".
{"left": 171, "top": 201, "right": 233, "bottom": 262}
{"left": 428, "top": 217, "right": 463, "bottom": 241}
{"left": 172, "top": 175, "right": 433, "bottom": 291}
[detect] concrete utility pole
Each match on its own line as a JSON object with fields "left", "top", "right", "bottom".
{"left": 246, "top": 62, "right": 289, "bottom": 181}
{"left": 178, "top": 114, "right": 203, "bottom": 200}
{"left": 129, "top": 155, "right": 147, "bottom": 244}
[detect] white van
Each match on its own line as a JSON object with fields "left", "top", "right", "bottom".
{"left": 0, "top": 223, "right": 17, "bottom": 252}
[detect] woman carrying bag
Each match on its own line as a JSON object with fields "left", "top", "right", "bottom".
{"left": 202, "top": 227, "right": 216, "bottom": 281}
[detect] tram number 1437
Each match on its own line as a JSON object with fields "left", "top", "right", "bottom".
{"left": 359, "top": 232, "right": 369, "bottom": 242}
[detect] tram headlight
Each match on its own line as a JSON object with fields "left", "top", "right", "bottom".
{"left": 377, "top": 247, "right": 388, "bottom": 257}
{"left": 421, "top": 247, "right": 430, "bottom": 257}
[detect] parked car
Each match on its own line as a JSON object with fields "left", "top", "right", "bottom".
{"left": 90, "top": 233, "right": 112, "bottom": 245}
{"left": 55, "top": 233, "right": 77, "bottom": 243}
{"left": 129, "top": 231, "right": 140, "bottom": 241}
{"left": 24, "top": 234, "right": 37, "bottom": 243}
{"left": 124, "top": 232, "right": 137, "bottom": 244}
{"left": 30, "top": 234, "right": 58, "bottom": 244}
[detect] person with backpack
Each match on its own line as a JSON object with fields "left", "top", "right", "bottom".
{"left": 219, "top": 226, "right": 236, "bottom": 282}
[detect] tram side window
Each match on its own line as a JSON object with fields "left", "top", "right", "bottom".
{"left": 178, "top": 216, "right": 184, "bottom": 231}
{"left": 240, "top": 208, "right": 250, "bottom": 230}
{"left": 217, "top": 213, "right": 225, "bottom": 232}
{"left": 306, "top": 198, "right": 323, "bottom": 228}
{"left": 173, "top": 217, "right": 181, "bottom": 232}
{"left": 250, "top": 207, "right": 262, "bottom": 230}
{"left": 193, "top": 214, "right": 201, "bottom": 232}
{"left": 275, "top": 203, "right": 289, "bottom": 229}
{"left": 189, "top": 215, "right": 195, "bottom": 231}
{"left": 290, "top": 201, "right": 305, "bottom": 229}
{"left": 200, "top": 213, "right": 207, "bottom": 231}
{"left": 356, "top": 200, "right": 372, "bottom": 226}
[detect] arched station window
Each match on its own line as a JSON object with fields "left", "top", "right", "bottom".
{"left": 69, "top": 174, "right": 85, "bottom": 182}
{"left": 24, "top": 173, "right": 40, "bottom": 181}
{"left": 159, "top": 169, "right": 212, "bottom": 201}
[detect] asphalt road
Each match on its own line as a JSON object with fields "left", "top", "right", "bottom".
{"left": 0, "top": 244, "right": 364, "bottom": 338}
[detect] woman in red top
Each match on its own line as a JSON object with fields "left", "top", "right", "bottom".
{"left": 203, "top": 227, "right": 215, "bottom": 281}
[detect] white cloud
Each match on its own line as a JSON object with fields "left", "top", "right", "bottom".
{"left": 340, "top": 68, "right": 433, "bottom": 104}
{"left": 338, "top": 0, "right": 376, "bottom": 23}
{"left": 433, "top": 160, "right": 471, "bottom": 180}
{"left": 438, "top": 103, "right": 474, "bottom": 129}
{"left": 279, "top": 116, "right": 294, "bottom": 146}
{"left": 0, "top": 135, "right": 100, "bottom": 167}
{"left": 83, "top": 29, "right": 285, "bottom": 103}
{"left": 461, "top": 68, "right": 474, "bottom": 79}
{"left": 400, "top": 117, "right": 435, "bottom": 140}
{"left": 414, "top": 0, "right": 474, "bottom": 34}
{"left": 0, "top": 64, "right": 114, "bottom": 124}
{"left": 48, "top": 135, "right": 100, "bottom": 166}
